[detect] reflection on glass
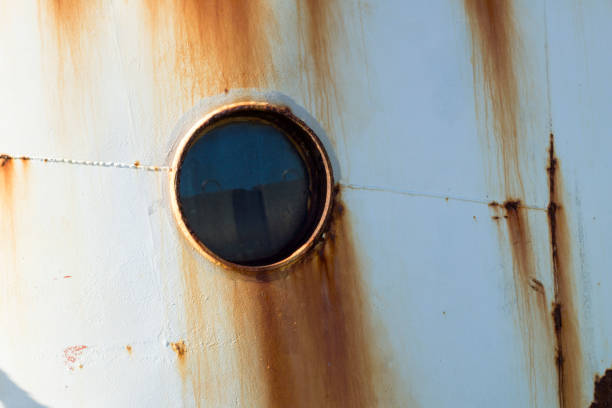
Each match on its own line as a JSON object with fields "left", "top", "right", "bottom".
{"left": 177, "top": 120, "right": 311, "bottom": 265}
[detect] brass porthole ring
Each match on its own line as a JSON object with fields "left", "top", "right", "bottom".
{"left": 170, "top": 102, "right": 334, "bottom": 275}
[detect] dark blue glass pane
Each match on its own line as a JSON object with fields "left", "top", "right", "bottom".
{"left": 177, "top": 120, "right": 311, "bottom": 265}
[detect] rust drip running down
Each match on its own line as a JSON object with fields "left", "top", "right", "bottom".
{"left": 125, "top": 345, "right": 133, "bottom": 355}
{"left": 590, "top": 369, "right": 612, "bottom": 408}
{"left": 488, "top": 198, "right": 552, "bottom": 401}
{"left": 241, "top": 197, "right": 377, "bottom": 407}
{"left": 547, "top": 134, "right": 583, "bottom": 408}
{"left": 463, "top": 0, "right": 523, "bottom": 197}
{"left": 178, "top": 191, "right": 390, "bottom": 407}
{"left": 297, "top": 0, "right": 344, "bottom": 133}
{"left": 144, "top": 0, "right": 277, "bottom": 101}
{"left": 40, "top": 0, "right": 100, "bottom": 64}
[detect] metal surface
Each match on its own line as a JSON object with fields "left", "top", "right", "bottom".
{"left": 1, "top": 1, "right": 612, "bottom": 407}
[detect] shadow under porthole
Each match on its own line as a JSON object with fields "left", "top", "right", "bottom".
{"left": 0, "top": 369, "right": 48, "bottom": 408}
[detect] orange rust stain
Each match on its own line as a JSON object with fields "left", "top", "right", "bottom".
{"left": 0, "top": 155, "right": 15, "bottom": 204}
{"left": 547, "top": 135, "right": 583, "bottom": 408}
{"left": 126, "top": 345, "right": 132, "bottom": 355}
{"left": 590, "top": 369, "right": 612, "bottom": 408}
{"left": 144, "top": 0, "right": 277, "bottom": 102}
{"left": 177, "top": 192, "right": 394, "bottom": 407}
{"left": 171, "top": 340, "right": 187, "bottom": 359}
{"left": 297, "top": 0, "right": 344, "bottom": 133}
{"left": 39, "top": 0, "right": 100, "bottom": 64}
{"left": 463, "top": 0, "right": 523, "bottom": 197}
{"left": 133, "top": 161, "right": 141, "bottom": 167}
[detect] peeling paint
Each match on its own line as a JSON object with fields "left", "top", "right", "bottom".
{"left": 547, "top": 135, "right": 583, "bottom": 408}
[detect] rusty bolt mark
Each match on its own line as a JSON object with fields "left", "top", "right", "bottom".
{"left": 133, "top": 161, "right": 140, "bottom": 167}
{"left": 170, "top": 341, "right": 186, "bottom": 359}
{"left": 0, "top": 154, "right": 11, "bottom": 167}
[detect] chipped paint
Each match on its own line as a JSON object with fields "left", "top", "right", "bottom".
{"left": 547, "top": 135, "right": 583, "bottom": 408}
{"left": 177, "top": 192, "right": 396, "bottom": 407}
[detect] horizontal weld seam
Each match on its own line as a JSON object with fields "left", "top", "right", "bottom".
{"left": 341, "top": 183, "right": 547, "bottom": 211}
{"left": 2, "top": 155, "right": 172, "bottom": 172}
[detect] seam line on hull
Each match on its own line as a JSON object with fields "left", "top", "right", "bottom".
{"left": 0, "top": 155, "right": 546, "bottom": 211}
{"left": 1, "top": 155, "right": 172, "bottom": 172}
{"left": 342, "top": 183, "right": 547, "bottom": 211}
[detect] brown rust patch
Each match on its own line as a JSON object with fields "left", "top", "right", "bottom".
{"left": 590, "top": 369, "right": 612, "bottom": 408}
{"left": 463, "top": 0, "right": 523, "bottom": 197}
{"left": 178, "top": 191, "right": 393, "bottom": 407}
{"left": 126, "top": 345, "right": 132, "bottom": 355}
{"left": 144, "top": 0, "right": 277, "bottom": 102}
{"left": 547, "top": 134, "right": 583, "bottom": 408}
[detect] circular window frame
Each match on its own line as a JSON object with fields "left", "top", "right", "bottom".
{"left": 170, "top": 101, "right": 334, "bottom": 274}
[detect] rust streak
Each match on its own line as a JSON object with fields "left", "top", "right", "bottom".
{"left": 464, "top": 0, "right": 523, "bottom": 197}
{"left": 590, "top": 369, "right": 612, "bottom": 408}
{"left": 40, "top": 0, "right": 99, "bottom": 63}
{"left": 144, "top": 0, "right": 277, "bottom": 102}
{"left": 297, "top": 0, "right": 343, "bottom": 134}
{"left": 238, "top": 197, "right": 377, "bottom": 407}
{"left": 178, "top": 191, "right": 393, "bottom": 407}
{"left": 547, "top": 134, "right": 583, "bottom": 408}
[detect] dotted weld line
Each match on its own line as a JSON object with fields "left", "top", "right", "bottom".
{"left": 1, "top": 154, "right": 172, "bottom": 172}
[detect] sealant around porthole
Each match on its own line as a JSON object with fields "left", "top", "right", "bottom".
{"left": 170, "top": 102, "right": 334, "bottom": 272}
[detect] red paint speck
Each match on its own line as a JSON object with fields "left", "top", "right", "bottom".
{"left": 63, "top": 275, "right": 72, "bottom": 279}
{"left": 64, "top": 345, "right": 87, "bottom": 370}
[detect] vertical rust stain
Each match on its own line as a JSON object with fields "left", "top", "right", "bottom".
{"left": 177, "top": 192, "right": 393, "bottom": 407}
{"left": 590, "top": 369, "right": 612, "bottom": 408}
{"left": 144, "top": 0, "right": 277, "bottom": 102}
{"left": 297, "top": 0, "right": 344, "bottom": 133}
{"left": 465, "top": 3, "right": 557, "bottom": 402}
{"left": 547, "top": 134, "right": 583, "bottom": 408}
{"left": 489, "top": 199, "right": 553, "bottom": 398}
{"left": 463, "top": 0, "right": 523, "bottom": 197}
{"left": 234, "top": 197, "right": 378, "bottom": 407}
{"left": 40, "top": 0, "right": 100, "bottom": 66}
{"left": 179, "top": 248, "right": 206, "bottom": 408}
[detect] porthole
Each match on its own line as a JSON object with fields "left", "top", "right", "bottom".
{"left": 171, "top": 102, "right": 333, "bottom": 272}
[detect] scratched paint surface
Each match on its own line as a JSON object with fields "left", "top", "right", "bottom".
{"left": 1, "top": 0, "right": 611, "bottom": 407}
